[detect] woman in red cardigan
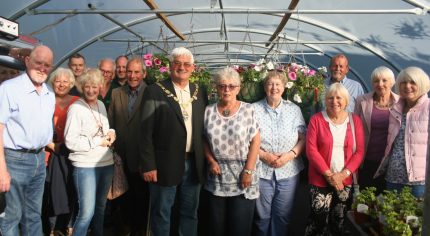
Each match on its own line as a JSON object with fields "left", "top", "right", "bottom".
{"left": 304, "top": 83, "right": 365, "bottom": 236}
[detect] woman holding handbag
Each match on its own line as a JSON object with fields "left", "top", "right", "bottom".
{"left": 305, "top": 83, "right": 365, "bottom": 235}
{"left": 64, "top": 68, "right": 116, "bottom": 236}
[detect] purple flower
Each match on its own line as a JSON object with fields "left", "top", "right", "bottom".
{"left": 288, "top": 71, "right": 297, "bottom": 81}
{"left": 145, "top": 59, "right": 153, "bottom": 67}
{"left": 143, "top": 54, "right": 152, "bottom": 60}
{"left": 159, "top": 66, "right": 168, "bottom": 73}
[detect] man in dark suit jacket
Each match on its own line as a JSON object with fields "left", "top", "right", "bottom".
{"left": 108, "top": 57, "right": 148, "bottom": 235}
{"left": 140, "top": 47, "right": 207, "bottom": 236}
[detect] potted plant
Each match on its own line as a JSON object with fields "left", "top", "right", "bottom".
{"left": 376, "top": 187, "right": 423, "bottom": 236}
{"left": 352, "top": 187, "right": 377, "bottom": 224}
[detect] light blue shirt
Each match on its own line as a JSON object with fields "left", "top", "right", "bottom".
{"left": 253, "top": 99, "right": 306, "bottom": 180}
{"left": 323, "top": 76, "right": 364, "bottom": 112}
{"left": 0, "top": 73, "right": 55, "bottom": 149}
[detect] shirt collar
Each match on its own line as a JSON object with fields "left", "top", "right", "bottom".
{"left": 173, "top": 82, "right": 190, "bottom": 93}
{"left": 330, "top": 76, "right": 349, "bottom": 85}
{"left": 126, "top": 81, "right": 143, "bottom": 95}
{"left": 263, "top": 98, "right": 286, "bottom": 112}
{"left": 23, "top": 73, "right": 51, "bottom": 95}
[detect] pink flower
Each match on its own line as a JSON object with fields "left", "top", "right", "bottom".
{"left": 143, "top": 54, "right": 152, "bottom": 60}
{"left": 307, "top": 69, "right": 316, "bottom": 76}
{"left": 159, "top": 66, "right": 168, "bottom": 73}
{"left": 288, "top": 71, "right": 297, "bottom": 81}
{"left": 145, "top": 59, "right": 153, "bottom": 67}
{"left": 154, "top": 58, "right": 162, "bottom": 66}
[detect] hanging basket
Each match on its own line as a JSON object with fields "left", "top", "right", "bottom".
{"left": 237, "top": 81, "right": 265, "bottom": 103}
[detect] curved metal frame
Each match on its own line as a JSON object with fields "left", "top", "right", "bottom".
{"left": 17, "top": 7, "right": 395, "bottom": 91}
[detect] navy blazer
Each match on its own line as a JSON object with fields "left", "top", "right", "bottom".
{"left": 139, "top": 79, "right": 208, "bottom": 186}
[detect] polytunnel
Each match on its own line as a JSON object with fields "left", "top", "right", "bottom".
{"left": 1, "top": 1, "right": 430, "bottom": 235}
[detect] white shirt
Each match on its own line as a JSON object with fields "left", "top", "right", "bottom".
{"left": 322, "top": 111, "right": 348, "bottom": 173}
{"left": 173, "top": 83, "right": 193, "bottom": 152}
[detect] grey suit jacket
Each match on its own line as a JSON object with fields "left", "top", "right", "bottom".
{"left": 108, "top": 82, "right": 147, "bottom": 172}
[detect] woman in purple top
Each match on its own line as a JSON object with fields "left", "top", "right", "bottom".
{"left": 354, "top": 66, "right": 399, "bottom": 194}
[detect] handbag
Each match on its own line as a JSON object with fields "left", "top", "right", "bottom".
{"left": 349, "top": 113, "right": 360, "bottom": 198}
{"left": 0, "top": 191, "right": 5, "bottom": 213}
{"left": 107, "top": 151, "right": 129, "bottom": 200}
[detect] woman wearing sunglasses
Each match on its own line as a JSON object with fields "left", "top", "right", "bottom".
{"left": 203, "top": 67, "right": 260, "bottom": 236}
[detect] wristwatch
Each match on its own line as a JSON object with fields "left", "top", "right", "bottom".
{"left": 344, "top": 169, "right": 351, "bottom": 176}
{"left": 243, "top": 169, "right": 255, "bottom": 175}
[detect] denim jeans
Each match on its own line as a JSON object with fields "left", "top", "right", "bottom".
{"left": 207, "top": 192, "right": 256, "bottom": 236}
{"left": 149, "top": 158, "right": 201, "bottom": 236}
{"left": 72, "top": 165, "right": 113, "bottom": 236}
{"left": 386, "top": 182, "right": 425, "bottom": 198}
{"left": 0, "top": 149, "right": 46, "bottom": 236}
{"left": 255, "top": 173, "right": 300, "bottom": 236}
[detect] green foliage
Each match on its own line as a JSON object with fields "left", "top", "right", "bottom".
{"left": 375, "top": 187, "right": 422, "bottom": 236}
{"left": 353, "top": 187, "right": 377, "bottom": 216}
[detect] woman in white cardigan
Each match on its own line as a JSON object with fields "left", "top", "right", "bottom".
{"left": 64, "top": 68, "right": 116, "bottom": 236}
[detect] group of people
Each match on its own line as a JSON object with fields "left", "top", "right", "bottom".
{"left": 0, "top": 44, "right": 428, "bottom": 236}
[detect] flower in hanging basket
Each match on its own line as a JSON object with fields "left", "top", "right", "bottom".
{"left": 288, "top": 71, "right": 297, "bottom": 81}
{"left": 293, "top": 93, "right": 302, "bottom": 103}
{"left": 143, "top": 53, "right": 170, "bottom": 85}
{"left": 282, "top": 62, "right": 326, "bottom": 105}
{"left": 189, "top": 64, "right": 215, "bottom": 100}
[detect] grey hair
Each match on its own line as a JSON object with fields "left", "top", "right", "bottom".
{"left": 98, "top": 58, "right": 116, "bottom": 72}
{"left": 325, "top": 83, "right": 350, "bottom": 107}
{"left": 212, "top": 67, "right": 241, "bottom": 86}
{"left": 76, "top": 68, "right": 104, "bottom": 93}
{"left": 127, "top": 57, "right": 147, "bottom": 72}
{"left": 263, "top": 71, "right": 287, "bottom": 86}
{"left": 395, "top": 66, "right": 430, "bottom": 97}
{"left": 48, "top": 68, "right": 75, "bottom": 89}
{"left": 169, "top": 47, "right": 194, "bottom": 64}
{"left": 371, "top": 66, "right": 395, "bottom": 87}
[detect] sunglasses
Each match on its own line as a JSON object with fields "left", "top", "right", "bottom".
{"left": 217, "top": 84, "right": 239, "bottom": 90}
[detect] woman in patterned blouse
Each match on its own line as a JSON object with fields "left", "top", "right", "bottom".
{"left": 203, "top": 67, "right": 260, "bottom": 236}
{"left": 253, "top": 71, "right": 306, "bottom": 236}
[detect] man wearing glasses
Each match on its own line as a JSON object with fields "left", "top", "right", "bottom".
{"left": 0, "top": 45, "right": 55, "bottom": 235}
{"left": 140, "top": 47, "right": 208, "bottom": 236}
{"left": 98, "top": 58, "right": 116, "bottom": 110}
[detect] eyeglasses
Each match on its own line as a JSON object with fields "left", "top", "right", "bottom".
{"left": 100, "top": 69, "right": 113, "bottom": 76}
{"left": 172, "top": 61, "right": 193, "bottom": 69}
{"left": 217, "top": 84, "right": 239, "bottom": 90}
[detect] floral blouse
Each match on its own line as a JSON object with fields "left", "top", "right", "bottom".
{"left": 204, "top": 102, "right": 259, "bottom": 199}
{"left": 386, "top": 114, "right": 425, "bottom": 185}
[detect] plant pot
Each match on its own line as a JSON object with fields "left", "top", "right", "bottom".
{"left": 238, "top": 81, "right": 265, "bottom": 103}
{"left": 354, "top": 210, "right": 370, "bottom": 225}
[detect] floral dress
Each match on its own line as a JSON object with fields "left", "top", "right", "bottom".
{"left": 386, "top": 114, "right": 425, "bottom": 185}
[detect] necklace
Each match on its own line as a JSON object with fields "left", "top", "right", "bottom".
{"left": 157, "top": 82, "right": 199, "bottom": 121}
{"left": 219, "top": 101, "right": 238, "bottom": 117}
{"left": 374, "top": 100, "right": 391, "bottom": 108}
{"left": 82, "top": 99, "right": 104, "bottom": 137}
